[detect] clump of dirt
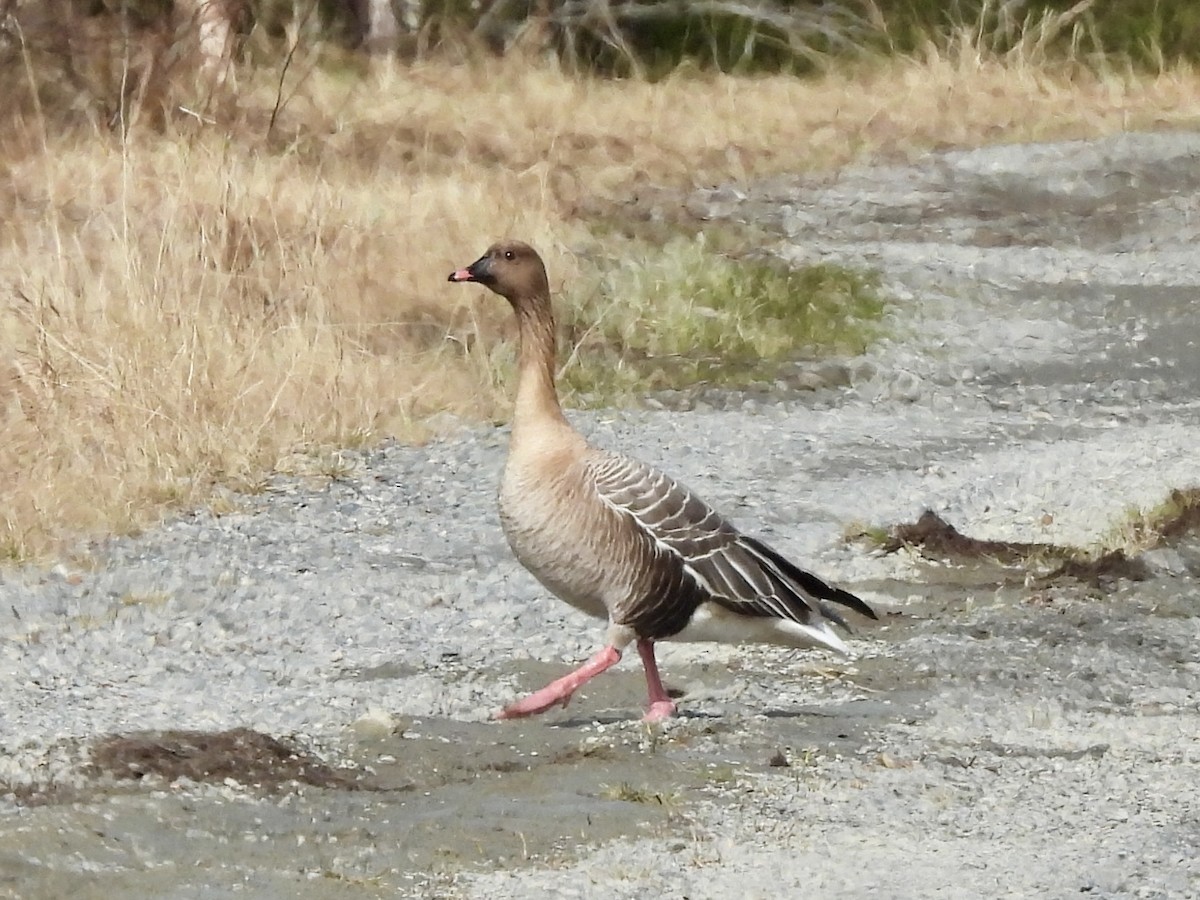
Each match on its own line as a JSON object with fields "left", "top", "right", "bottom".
{"left": 88, "top": 728, "right": 364, "bottom": 792}
{"left": 1152, "top": 488, "right": 1200, "bottom": 540}
{"left": 881, "top": 510, "right": 1064, "bottom": 564}
{"left": 1042, "top": 551, "right": 1151, "bottom": 586}
{"left": 878, "top": 510, "right": 1151, "bottom": 586}
{"left": 0, "top": 779, "right": 87, "bottom": 808}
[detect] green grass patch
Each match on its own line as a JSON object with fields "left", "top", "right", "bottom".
{"left": 557, "top": 236, "right": 886, "bottom": 405}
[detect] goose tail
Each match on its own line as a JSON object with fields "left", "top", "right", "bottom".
{"left": 741, "top": 535, "right": 878, "bottom": 624}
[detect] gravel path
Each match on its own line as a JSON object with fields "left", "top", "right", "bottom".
{"left": 2, "top": 132, "right": 1198, "bottom": 898}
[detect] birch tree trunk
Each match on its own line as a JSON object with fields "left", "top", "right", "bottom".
{"left": 361, "top": 0, "right": 400, "bottom": 53}
{"left": 174, "top": 0, "right": 239, "bottom": 102}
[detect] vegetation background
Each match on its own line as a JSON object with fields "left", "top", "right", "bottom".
{"left": 2, "top": 0, "right": 1199, "bottom": 561}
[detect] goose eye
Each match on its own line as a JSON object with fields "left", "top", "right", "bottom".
{"left": 504, "top": 250, "right": 515, "bottom": 261}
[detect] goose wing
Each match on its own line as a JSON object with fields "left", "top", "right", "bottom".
{"left": 586, "top": 452, "right": 876, "bottom": 628}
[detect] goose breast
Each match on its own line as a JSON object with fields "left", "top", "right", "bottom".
{"left": 499, "top": 454, "right": 621, "bottom": 622}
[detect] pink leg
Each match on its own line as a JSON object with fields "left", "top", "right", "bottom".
{"left": 637, "top": 639, "right": 677, "bottom": 722}
{"left": 495, "top": 645, "right": 622, "bottom": 720}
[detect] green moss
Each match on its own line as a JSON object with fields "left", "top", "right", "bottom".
{"left": 557, "top": 237, "right": 886, "bottom": 405}
{"left": 844, "top": 522, "right": 894, "bottom": 549}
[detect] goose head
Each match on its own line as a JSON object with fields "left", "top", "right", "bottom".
{"left": 447, "top": 240, "right": 551, "bottom": 312}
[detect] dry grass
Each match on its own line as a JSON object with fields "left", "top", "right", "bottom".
{"left": 1105, "top": 488, "right": 1200, "bottom": 555}
{"left": 3, "top": 44, "right": 1200, "bottom": 560}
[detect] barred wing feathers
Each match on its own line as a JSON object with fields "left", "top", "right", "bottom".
{"left": 587, "top": 452, "right": 875, "bottom": 646}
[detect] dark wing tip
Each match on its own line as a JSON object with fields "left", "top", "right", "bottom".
{"left": 824, "top": 584, "right": 879, "bottom": 621}
{"left": 741, "top": 534, "right": 878, "bottom": 621}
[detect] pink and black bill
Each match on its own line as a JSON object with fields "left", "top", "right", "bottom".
{"left": 447, "top": 254, "right": 494, "bottom": 286}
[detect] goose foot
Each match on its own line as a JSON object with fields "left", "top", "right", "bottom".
{"left": 642, "top": 699, "right": 677, "bottom": 722}
{"left": 637, "top": 639, "right": 677, "bottom": 722}
{"left": 494, "top": 645, "right": 622, "bottom": 720}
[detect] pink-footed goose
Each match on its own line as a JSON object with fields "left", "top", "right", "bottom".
{"left": 448, "top": 240, "right": 877, "bottom": 722}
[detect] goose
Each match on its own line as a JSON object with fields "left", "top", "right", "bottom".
{"left": 448, "top": 240, "right": 877, "bottom": 722}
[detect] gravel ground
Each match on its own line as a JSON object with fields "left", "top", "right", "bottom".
{"left": 1, "top": 131, "right": 1198, "bottom": 898}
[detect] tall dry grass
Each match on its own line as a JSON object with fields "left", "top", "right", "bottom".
{"left": 3, "top": 46, "right": 1200, "bottom": 560}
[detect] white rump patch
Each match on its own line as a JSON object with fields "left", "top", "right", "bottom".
{"left": 667, "top": 602, "right": 851, "bottom": 656}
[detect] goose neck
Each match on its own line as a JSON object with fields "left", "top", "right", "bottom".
{"left": 511, "top": 298, "right": 568, "bottom": 434}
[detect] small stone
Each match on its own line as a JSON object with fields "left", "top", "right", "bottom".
{"left": 814, "top": 361, "right": 852, "bottom": 388}
{"left": 350, "top": 708, "right": 403, "bottom": 738}
{"left": 887, "top": 370, "right": 923, "bottom": 402}
{"left": 792, "top": 371, "right": 826, "bottom": 392}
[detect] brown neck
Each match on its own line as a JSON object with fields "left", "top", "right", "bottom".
{"left": 511, "top": 297, "right": 569, "bottom": 437}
